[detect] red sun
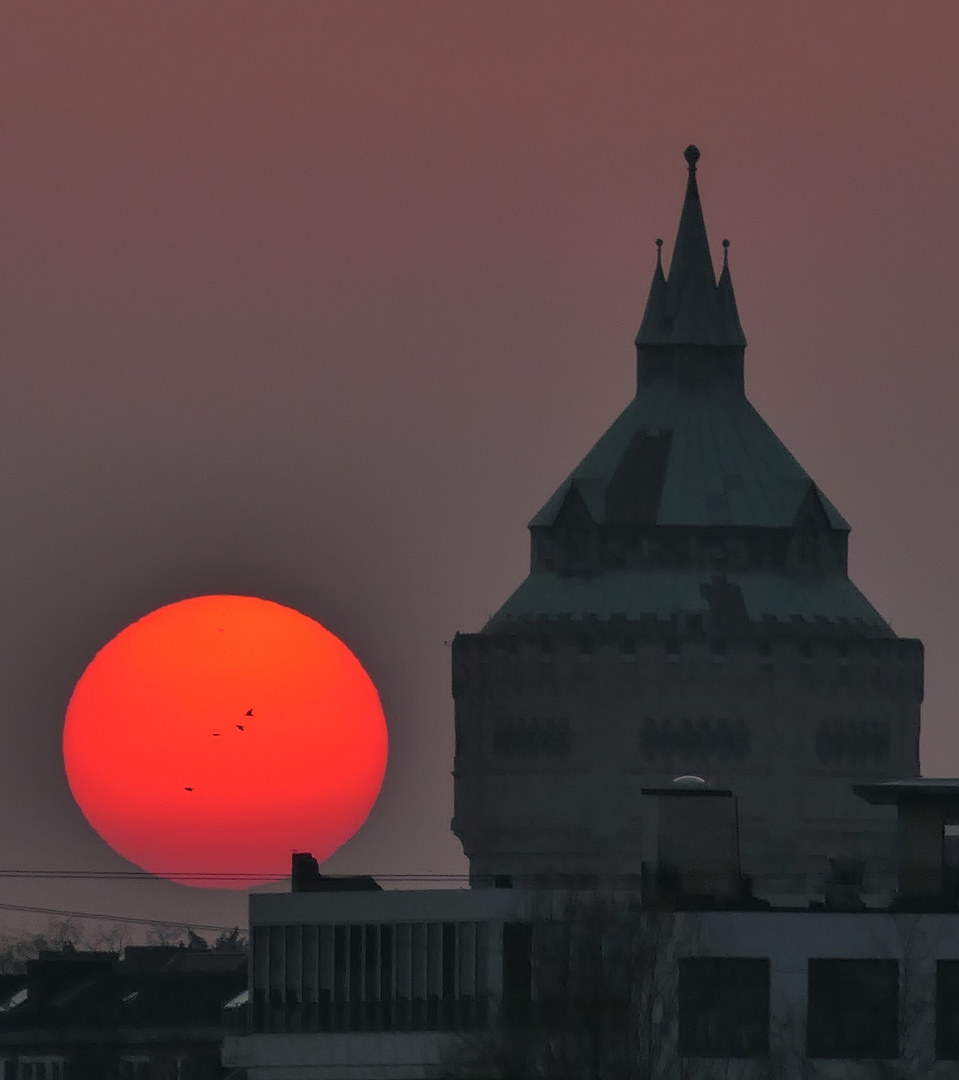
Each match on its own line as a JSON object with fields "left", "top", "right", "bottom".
{"left": 63, "top": 595, "right": 388, "bottom": 888}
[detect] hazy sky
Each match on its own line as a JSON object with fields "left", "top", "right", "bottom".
{"left": 0, "top": 1, "right": 957, "bottom": 936}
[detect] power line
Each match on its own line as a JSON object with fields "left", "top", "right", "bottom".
{"left": 0, "top": 871, "right": 284, "bottom": 880}
{"left": 0, "top": 901, "right": 245, "bottom": 934}
{"left": 0, "top": 870, "right": 470, "bottom": 881}
{"left": 0, "top": 873, "right": 473, "bottom": 936}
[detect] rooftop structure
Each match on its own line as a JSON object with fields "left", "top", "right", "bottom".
{"left": 451, "top": 146, "right": 923, "bottom": 896}
{"left": 224, "top": 844, "right": 959, "bottom": 1077}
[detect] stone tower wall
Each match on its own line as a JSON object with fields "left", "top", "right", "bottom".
{"left": 451, "top": 629, "right": 923, "bottom": 895}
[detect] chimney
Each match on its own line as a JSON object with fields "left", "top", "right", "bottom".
{"left": 291, "top": 852, "right": 381, "bottom": 893}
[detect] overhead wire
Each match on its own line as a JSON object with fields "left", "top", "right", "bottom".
{"left": 0, "top": 870, "right": 470, "bottom": 881}
{"left": 0, "top": 871, "right": 471, "bottom": 931}
{"left": 0, "top": 868, "right": 473, "bottom": 928}
{"left": 0, "top": 901, "right": 244, "bottom": 934}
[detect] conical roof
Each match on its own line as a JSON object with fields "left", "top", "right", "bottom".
{"left": 528, "top": 378, "right": 849, "bottom": 532}
{"left": 485, "top": 146, "right": 891, "bottom": 633}
{"left": 636, "top": 145, "right": 747, "bottom": 348}
{"left": 533, "top": 145, "right": 842, "bottom": 533}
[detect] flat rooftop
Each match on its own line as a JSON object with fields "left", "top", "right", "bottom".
{"left": 854, "top": 779, "right": 959, "bottom": 805}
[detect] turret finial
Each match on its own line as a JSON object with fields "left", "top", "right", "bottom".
{"left": 636, "top": 146, "right": 745, "bottom": 353}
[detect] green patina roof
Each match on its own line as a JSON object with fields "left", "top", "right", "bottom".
{"left": 488, "top": 569, "right": 889, "bottom": 631}
{"left": 529, "top": 376, "right": 849, "bottom": 532}
{"left": 533, "top": 146, "right": 845, "bottom": 534}
{"left": 490, "top": 147, "right": 875, "bottom": 632}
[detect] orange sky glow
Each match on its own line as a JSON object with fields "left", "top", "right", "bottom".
{"left": 0, "top": 0, "right": 952, "bottom": 933}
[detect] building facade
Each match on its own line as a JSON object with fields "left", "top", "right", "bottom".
{"left": 451, "top": 146, "right": 923, "bottom": 897}
{"left": 0, "top": 944, "right": 247, "bottom": 1080}
{"left": 224, "top": 884, "right": 959, "bottom": 1078}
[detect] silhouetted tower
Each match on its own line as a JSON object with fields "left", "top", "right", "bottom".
{"left": 451, "top": 146, "right": 922, "bottom": 897}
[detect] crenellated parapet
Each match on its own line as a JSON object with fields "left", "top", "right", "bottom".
{"left": 453, "top": 626, "right": 922, "bottom": 706}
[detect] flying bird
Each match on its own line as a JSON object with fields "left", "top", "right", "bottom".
{"left": 237, "top": 725, "right": 244, "bottom": 731}
{"left": 245, "top": 709, "right": 254, "bottom": 716}
{"left": 184, "top": 787, "right": 193, "bottom": 792}
{"left": 213, "top": 733, "right": 221, "bottom": 737}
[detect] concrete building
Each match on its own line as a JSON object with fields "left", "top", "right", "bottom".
{"left": 224, "top": 147, "right": 946, "bottom": 1078}
{"left": 225, "top": 783, "right": 959, "bottom": 1078}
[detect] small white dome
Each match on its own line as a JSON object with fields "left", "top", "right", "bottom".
{"left": 672, "top": 775, "right": 707, "bottom": 788}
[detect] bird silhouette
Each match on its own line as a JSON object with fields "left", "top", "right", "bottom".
{"left": 184, "top": 787, "right": 193, "bottom": 792}
{"left": 245, "top": 709, "right": 254, "bottom": 716}
{"left": 213, "top": 733, "right": 221, "bottom": 737}
{"left": 236, "top": 725, "right": 244, "bottom": 731}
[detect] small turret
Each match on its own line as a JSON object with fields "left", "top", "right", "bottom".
{"left": 717, "top": 239, "right": 747, "bottom": 347}
{"left": 636, "top": 146, "right": 746, "bottom": 387}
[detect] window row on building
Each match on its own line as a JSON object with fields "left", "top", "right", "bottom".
{"left": 640, "top": 716, "right": 749, "bottom": 761}
{"left": 251, "top": 920, "right": 959, "bottom": 1061}
{"left": 681, "top": 956, "right": 959, "bottom": 1061}
{"left": 471, "top": 715, "right": 892, "bottom": 767}
{"left": 0, "top": 1059, "right": 184, "bottom": 1080}
{"left": 251, "top": 921, "right": 491, "bottom": 1034}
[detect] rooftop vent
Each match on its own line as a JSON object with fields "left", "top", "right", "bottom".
{"left": 291, "top": 852, "right": 381, "bottom": 893}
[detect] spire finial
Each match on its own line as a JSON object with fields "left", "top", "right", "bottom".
{"left": 636, "top": 146, "right": 745, "bottom": 353}
{"left": 722, "top": 238, "right": 730, "bottom": 270}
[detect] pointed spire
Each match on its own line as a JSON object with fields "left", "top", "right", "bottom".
{"left": 717, "top": 239, "right": 747, "bottom": 347}
{"left": 637, "top": 239, "right": 667, "bottom": 341}
{"left": 636, "top": 145, "right": 746, "bottom": 348}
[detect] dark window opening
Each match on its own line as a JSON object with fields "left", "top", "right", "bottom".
{"left": 491, "top": 718, "right": 571, "bottom": 760}
{"left": 938, "top": 960, "right": 959, "bottom": 1059}
{"left": 797, "top": 519, "right": 820, "bottom": 566}
{"left": 502, "top": 923, "right": 533, "bottom": 1027}
{"left": 807, "top": 959, "right": 898, "bottom": 1059}
{"left": 640, "top": 716, "right": 748, "bottom": 762}
{"left": 679, "top": 957, "right": 770, "bottom": 1058}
